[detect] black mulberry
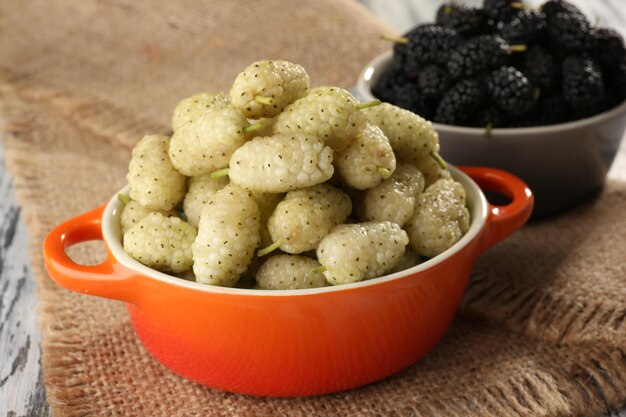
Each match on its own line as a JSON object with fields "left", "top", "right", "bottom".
{"left": 372, "top": 67, "right": 412, "bottom": 103}
{"left": 417, "top": 65, "right": 451, "bottom": 99}
{"left": 500, "top": 10, "right": 547, "bottom": 45}
{"left": 541, "top": 0, "right": 583, "bottom": 19}
{"left": 484, "top": 0, "right": 525, "bottom": 23}
{"left": 436, "top": 3, "right": 486, "bottom": 37}
{"left": 591, "top": 28, "right": 626, "bottom": 71}
{"left": 434, "top": 79, "right": 485, "bottom": 125}
{"left": 547, "top": 11, "right": 592, "bottom": 51}
{"left": 562, "top": 55, "right": 605, "bottom": 116}
{"left": 401, "top": 24, "right": 460, "bottom": 68}
{"left": 393, "top": 84, "right": 433, "bottom": 119}
{"left": 486, "top": 66, "right": 536, "bottom": 116}
{"left": 447, "top": 35, "right": 512, "bottom": 79}
{"left": 521, "top": 46, "right": 560, "bottom": 93}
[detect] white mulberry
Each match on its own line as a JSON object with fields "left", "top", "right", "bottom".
{"left": 335, "top": 123, "right": 396, "bottom": 190}
{"left": 253, "top": 192, "right": 284, "bottom": 248}
{"left": 317, "top": 222, "right": 408, "bottom": 285}
{"left": 273, "top": 87, "right": 367, "bottom": 152}
{"left": 267, "top": 184, "right": 351, "bottom": 254}
{"left": 192, "top": 184, "right": 260, "bottom": 287}
{"left": 362, "top": 103, "right": 440, "bottom": 165}
{"left": 183, "top": 174, "right": 229, "bottom": 228}
{"left": 171, "top": 92, "right": 230, "bottom": 132}
{"left": 230, "top": 60, "right": 309, "bottom": 118}
{"left": 415, "top": 153, "right": 453, "bottom": 187}
{"left": 120, "top": 200, "right": 177, "bottom": 234}
{"left": 123, "top": 213, "right": 196, "bottom": 273}
{"left": 405, "top": 179, "right": 470, "bottom": 258}
{"left": 169, "top": 107, "right": 249, "bottom": 176}
{"left": 229, "top": 134, "right": 334, "bottom": 193}
{"left": 127, "top": 134, "right": 186, "bottom": 211}
{"left": 256, "top": 255, "right": 326, "bottom": 290}
{"left": 357, "top": 164, "right": 425, "bottom": 227}
{"left": 389, "top": 248, "right": 423, "bottom": 273}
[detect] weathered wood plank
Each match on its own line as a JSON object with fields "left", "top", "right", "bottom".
{"left": 0, "top": 144, "right": 49, "bottom": 416}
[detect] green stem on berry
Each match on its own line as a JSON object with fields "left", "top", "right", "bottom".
{"left": 380, "top": 34, "right": 409, "bottom": 44}
{"left": 118, "top": 193, "right": 131, "bottom": 205}
{"left": 509, "top": 45, "right": 528, "bottom": 52}
{"left": 533, "top": 87, "right": 541, "bottom": 101}
{"left": 483, "top": 122, "right": 494, "bottom": 139}
{"left": 443, "top": 5, "right": 453, "bottom": 14}
{"left": 210, "top": 168, "right": 230, "bottom": 178}
{"left": 255, "top": 95, "right": 275, "bottom": 105}
{"left": 244, "top": 121, "right": 264, "bottom": 133}
{"left": 430, "top": 151, "right": 447, "bottom": 170}
{"left": 257, "top": 239, "right": 284, "bottom": 257}
{"left": 356, "top": 99, "right": 382, "bottom": 110}
{"left": 378, "top": 167, "right": 392, "bottom": 179}
{"left": 511, "top": 2, "right": 525, "bottom": 9}
{"left": 312, "top": 265, "right": 327, "bottom": 274}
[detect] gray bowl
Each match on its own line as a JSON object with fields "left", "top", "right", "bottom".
{"left": 356, "top": 50, "right": 626, "bottom": 217}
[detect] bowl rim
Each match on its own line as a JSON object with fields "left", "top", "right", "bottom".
{"left": 357, "top": 49, "right": 626, "bottom": 135}
{"left": 102, "top": 165, "right": 488, "bottom": 297}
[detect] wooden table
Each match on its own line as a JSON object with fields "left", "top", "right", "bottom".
{"left": 1, "top": 0, "right": 625, "bottom": 415}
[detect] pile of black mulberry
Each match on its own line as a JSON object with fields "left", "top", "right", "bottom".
{"left": 372, "top": 0, "right": 626, "bottom": 129}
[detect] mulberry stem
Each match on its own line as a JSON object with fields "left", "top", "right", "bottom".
{"left": 118, "top": 194, "right": 131, "bottom": 205}
{"left": 509, "top": 45, "right": 527, "bottom": 52}
{"left": 380, "top": 34, "right": 409, "bottom": 44}
{"left": 484, "top": 122, "right": 494, "bottom": 139}
{"left": 356, "top": 99, "right": 382, "bottom": 110}
{"left": 255, "top": 95, "right": 275, "bottom": 105}
{"left": 258, "top": 239, "right": 283, "bottom": 257}
{"left": 210, "top": 168, "right": 230, "bottom": 178}
{"left": 244, "top": 121, "right": 264, "bottom": 133}
{"left": 511, "top": 2, "right": 525, "bottom": 9}
{"left": 378, "top": 167, "right": 392, "bottom": 179}
{"left": 312, "top": 265, "right": 327, "bottom": 274}
{"left": 430, "top": 151, "right": 447, "bottom": 170}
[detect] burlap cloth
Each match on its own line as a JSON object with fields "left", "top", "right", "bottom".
{"left": 1, "top": 0, "right": 625, "bottom": 415}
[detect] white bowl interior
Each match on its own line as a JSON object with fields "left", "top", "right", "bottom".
{"left": 102, "top": 165, "right": 488, "bottom": 296}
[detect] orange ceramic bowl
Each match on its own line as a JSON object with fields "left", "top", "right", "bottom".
{"left": 43, "top": 165, "right": 533, "bottom": 397}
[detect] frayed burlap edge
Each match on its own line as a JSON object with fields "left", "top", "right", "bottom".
{"left": 464, "top": 271, "right": 626, "bottom": 348}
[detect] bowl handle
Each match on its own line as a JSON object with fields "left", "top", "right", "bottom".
{"left": 43, "top": 205, "right": 138, "bottom": 303}
{"left": 459, "top": 166, "right": 534, "bottom": 253}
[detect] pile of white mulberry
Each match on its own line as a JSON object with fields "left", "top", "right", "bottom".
{"left": 120, "top": 60, "right": 470, "bottom": 290}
